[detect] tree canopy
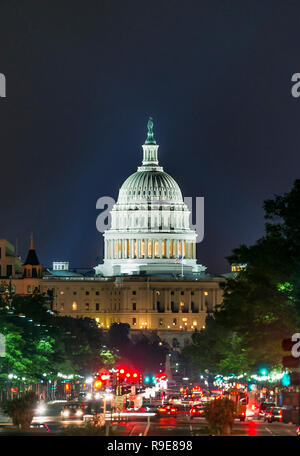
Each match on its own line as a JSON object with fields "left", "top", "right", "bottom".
{"left": 184, "top": 180, "right": 300, "bottom": 375}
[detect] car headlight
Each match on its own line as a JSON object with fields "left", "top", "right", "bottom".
{"left": 36, "top": 405, "right": 46, "bottom": 415}
{"left": 63, "top": 410, "right": 70, "bottom": 417}
{"left": 76, "top": 410, "right": 83, "bottom": 417}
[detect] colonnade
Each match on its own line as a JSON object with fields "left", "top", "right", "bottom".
{"left": 105, "top": 238, "right": 196, "bottom": 260}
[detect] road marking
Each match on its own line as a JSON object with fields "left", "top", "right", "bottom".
{"left": 144, "top": 423, "right": 150, "bottom": 436}
{"left": 265, "top": 427, "right": 274, "bottom": 435}
{"left": 129, "top": 425, "right": 135, "bottom": 436}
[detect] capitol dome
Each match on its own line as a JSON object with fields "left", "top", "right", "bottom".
{"left": 118, "top": 169, "right": 183, "bottom": 205}
{"left": 95, "top": 118, "right": 206, "bottom": 277}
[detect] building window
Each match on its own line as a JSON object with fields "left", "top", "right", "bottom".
{"left": 27, "top": 285, "right": 31, "bottom": 293}
{"left": 173, "top": 318, "right": 177, "bottom": 326}
{"left": 86, "top": 291, "right": 90, "bottom": 296}
{"left": 85, "top": 303, "right": 89, "bottom": 311}
{"left": 132, "top": 318, "right": 136, "bottom": 326}
{"left": 171, "top": 291, "right": 174, "bottom": 296}
{"left": 6, "top": 265, "right": 12, "bottom": 277}
{"left": 191, "top": 291, "right": 194, "bottom": 296}
{"left": 132, "top": 290, "right": 136, "bottom": 295}
{"left": 73, "top": 291, "right": 77, "bottom": 295}
{"left": 171, "top": 301, "right": 178, "bottom": 313}
{"left": 133, "top": 303, "right": 136, "bottom": 311}
{"left": 181, "top": 291, "right": 184, "bottom": 295}
{"left": 154, "top": 241, "right": 159, "bottom": 257}
{"left": 60, "top": 303, "right": 64, "bottom": 311}
{"left": 204, "top": 291, "right": 208, "bottom": 296}
{"left": 72, "top": 301, "right": 77, "bottom": 311}
{"left": 96, "top": 303, "right": 100, "bottom": 311}
{"left": 162, "top": 241, "right": 166, "bottom": 257}
{"left": 159, "top": 318, "right": 164, "bottom": 326}
{"left": 156, "top": 290, "right": 160, "bottom": 295}
{"left": 96, "top": 291, "right": 100, "bottom": 296}
{"left": 191, "top": 302, "right": 199, "bottom": 313}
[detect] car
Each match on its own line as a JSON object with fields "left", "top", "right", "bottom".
{"left": 168, "top": 394, "right": 181, "bottom": 405}
{"left": 265, "top": 407, "right": 284, "bottom": 423}
{"left": 61, "top": 402, "right": 85, "bottom": 420}
{"left": 190, "top": 404, "right": 205, "bottom": 419}
{"left": 157, "top": 404, "right": 177, "bottom": 417}
{"left": 258, "top": 402, "right": 276, "bottom": 420}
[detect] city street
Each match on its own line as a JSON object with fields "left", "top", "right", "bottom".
{"left": 0, "top": 402, "right": 297, "bottom": 436}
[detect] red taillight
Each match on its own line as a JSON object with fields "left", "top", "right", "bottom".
{"left": 159, "top": 408, "right": 166, "bottom": 412}
{"left": 171, "top": 408, "right": 176, "bottom": 412}
{"left": 192, "top": 409, "right": 196, "bottom": 413}
{"left": 241, "top": 412, "right": 245, "bottom": 416}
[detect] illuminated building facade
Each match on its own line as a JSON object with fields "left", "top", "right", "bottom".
{"left": 4, "top": 119, "right": 226, "bottom": 347}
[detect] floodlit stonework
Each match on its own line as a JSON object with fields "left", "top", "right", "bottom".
{"left": 3, "top": 119, "right": 226, "bottom": 347}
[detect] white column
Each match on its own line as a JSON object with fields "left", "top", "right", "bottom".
{"left": 137, "top": 239, "right": 140, "bottom": 258}
{"left": 159, "top": 240, "right": 162, "bottom": 258}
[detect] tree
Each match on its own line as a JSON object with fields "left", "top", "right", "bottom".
{"left": 184, "top": 180, "right": 300, "bottom": 375}
{"left": 204, "top": 397, "right": 235, "bottom": 435}
{"left": 5, "top": 391, "right": 38, "bottom": 429}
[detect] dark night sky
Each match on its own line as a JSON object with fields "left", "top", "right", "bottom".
{"left": 0, "top": 0, "right": 300, "bottom": 274}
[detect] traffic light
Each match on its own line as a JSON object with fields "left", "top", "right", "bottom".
{"left": 94, "top": 379, "right": 102, "bottom": 389}
{"left": 259, "top": 367, "right": 268, "bottom": 376}
{"left": 132, "top": 371, "right": 140, "bottom": 383}
{"left": 64, "top": 383, "right": 70, "bottom": 391}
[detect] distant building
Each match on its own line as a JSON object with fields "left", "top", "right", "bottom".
{"left": 0, "top": 238, "right": 22, "bottom": 278}
{"left": 4, "top": 119, "right": 230, "bottom": 348}
{"left": 52, "top": 261, "right": 69, "bottom": 271}
{"left": 231, "top": 264, "right": 247, "bottom": 272}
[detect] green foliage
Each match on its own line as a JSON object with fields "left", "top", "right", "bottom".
{"left": 107, "top": 323, "right": 169, "bottom": 372}
{"left": 5, "top": 391, "right": 38, "bottom": 429}
{"left": 0, "top": 294, "right": 114, "bottom": 386}
{"left": 204, "top": 398, "right": 235, "bottom": 435}
{"left": 184, "top": 180, "right": 300, "bottom": 375}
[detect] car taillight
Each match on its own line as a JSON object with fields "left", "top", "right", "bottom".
{"left": 159, "top": 408, "right": 166, "bottom": 412}
{"left": 171, "top": 409, "right": 176, "bottom": 412}
{"left": 241, "top": 412, "right": 245, "bottom": 416}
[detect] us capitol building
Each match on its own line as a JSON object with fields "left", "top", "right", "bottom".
{"left": 1, "top": 119, "right": 227, "bottom": 347}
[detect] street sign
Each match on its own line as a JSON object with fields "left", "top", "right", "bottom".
{"left": 114, "top": 396, "right": 124, "bottom": 413}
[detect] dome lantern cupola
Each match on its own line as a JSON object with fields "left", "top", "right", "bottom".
{"left": 142, "top": 117, "right": 159, "bottom": 167}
